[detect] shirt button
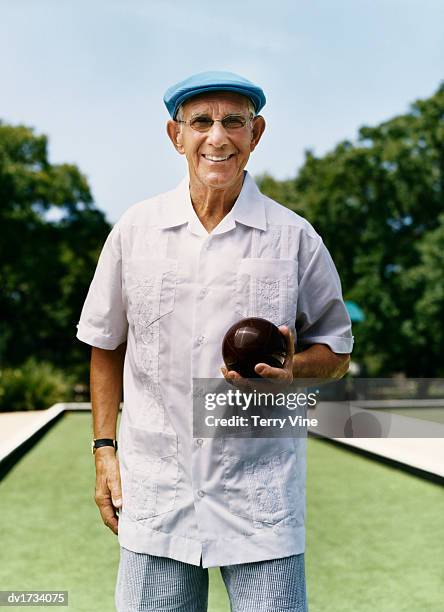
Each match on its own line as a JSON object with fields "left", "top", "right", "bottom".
{"left": 198, "top": 287, "right": 208, "bottom": 299}
{"left": 198, "top": 490, "right": 205, "bottom": 498}
{"left": 196, "top": 335, "right": 205, "bottom": 345}
{"left": 196, "top": 438, "right": 203, "bottom": 446}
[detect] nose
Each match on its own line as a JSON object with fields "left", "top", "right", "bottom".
{"left": 205, "top": 120, "right": 230, "bottom": 147}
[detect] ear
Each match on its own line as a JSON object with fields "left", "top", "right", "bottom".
{"left": 166, "top": 120, "right": 185, "bottom": 154}
{"left": 249, "top": 115, "right": 266, "bottom": 152}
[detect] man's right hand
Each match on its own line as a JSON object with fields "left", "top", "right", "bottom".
{"left": 94, "top": 447, "right": 122, "bottom": 535}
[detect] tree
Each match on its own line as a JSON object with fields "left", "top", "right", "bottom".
{"left": 402, "top": 214, "right": 444, "bottom": 371}
{"left": 0, "top": 121, "right": 111, "bottom": 379}
{"left": 258, "top": 83, "right": 444, "bottom": 376}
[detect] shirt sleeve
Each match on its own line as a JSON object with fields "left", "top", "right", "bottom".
{"left": 76, "top": 224, "right": 128, "bottom": 350}
{"left": 296, "top": 234, "right": 353, "bottom": 354}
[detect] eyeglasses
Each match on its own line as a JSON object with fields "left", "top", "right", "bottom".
{"left": 176, "top": 114, "right": 253, "bottom": 132}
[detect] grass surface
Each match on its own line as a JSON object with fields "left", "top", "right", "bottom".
{"left": 0, "top": 412, "right": 443, "bottom": 611}
{"left": 305, "top": 439, "right": 444, "bottom": 612}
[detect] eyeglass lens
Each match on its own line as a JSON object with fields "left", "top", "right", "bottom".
{"left": 189, "top": 115, "right": 247, "bottom": 131}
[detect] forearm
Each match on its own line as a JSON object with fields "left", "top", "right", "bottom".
{"left": 90, "top": 342, "right": 126, "bottom": 439}
{"left": 292, "top": 344, "right": 350, "bottom": 379}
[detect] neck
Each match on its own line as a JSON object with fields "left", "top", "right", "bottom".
{"left": 189, "top": 173, "right": 244, "bottom": 233}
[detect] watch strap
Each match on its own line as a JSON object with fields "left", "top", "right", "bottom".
{"left": 92, "top": 438, "right": 118, "bottom": 454}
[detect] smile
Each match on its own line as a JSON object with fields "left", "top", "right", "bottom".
{"left": 202, "top": 154, "right": 234, "bottom": 162}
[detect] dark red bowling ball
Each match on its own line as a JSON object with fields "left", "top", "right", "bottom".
{"left": 222, "top": 317, "right": 288, "bottom": 378}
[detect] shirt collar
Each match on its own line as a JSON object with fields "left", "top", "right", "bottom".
{"left": 231, "top": 171, "right": 267, "bottom": 231}
{"left": 157, "top": 171, "right": 267, "bottom": 233}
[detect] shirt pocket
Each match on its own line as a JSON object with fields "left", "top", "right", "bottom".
{"left": 221, "top": 437, "right": 299, "bottom": 527}
{"left": 124, "top": 426, "right": 179, "bottom": 520}
{"left": 235, "top": 258, "right": 298, "bottom": 327}
{"left": 124, "top": 258, "right": 178, "bottom": 341}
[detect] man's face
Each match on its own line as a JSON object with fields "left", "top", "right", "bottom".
{"left": 167, "top": 92, "right": 265, "bottom": 192}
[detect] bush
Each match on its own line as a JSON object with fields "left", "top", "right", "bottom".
{"left": 0, "top": 358, "right": 74, "bottom": 411}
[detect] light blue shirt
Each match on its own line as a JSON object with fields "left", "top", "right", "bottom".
{"left": 77, "top": 171, "right": 353, "bottom": 567}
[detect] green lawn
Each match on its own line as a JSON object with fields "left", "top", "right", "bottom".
{"left": 0, "top": 412, "right": 443, "bottom": 611}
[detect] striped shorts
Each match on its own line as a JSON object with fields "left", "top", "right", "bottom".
{"left": 115, "top": 546, "right": 308, "bottom": 612}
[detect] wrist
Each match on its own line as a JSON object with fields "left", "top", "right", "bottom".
{"left": 94, "top": 445, "right": 116, "bottom": 454}
{"left": 92, "top": 438, "right": 118, "bottom": 455}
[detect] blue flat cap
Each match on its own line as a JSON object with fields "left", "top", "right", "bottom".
{"left": 163, "top": 70, "right": 266, "bottom": 119}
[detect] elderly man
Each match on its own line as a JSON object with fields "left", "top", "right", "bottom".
{"left": 76, "top": 70, "right": 353, "bottom": 611}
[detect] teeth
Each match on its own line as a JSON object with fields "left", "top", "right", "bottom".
{"left": 204, "top": 154, "right": 231, "bottom": 162}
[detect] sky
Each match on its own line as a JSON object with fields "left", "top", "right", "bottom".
{"left": 1, "top": 0, "right": 443, "bottom": 223}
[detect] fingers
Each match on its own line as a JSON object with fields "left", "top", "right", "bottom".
{"left": 279, "top": 325, "right": 295, "bottom": 362}
{"left": 252, "top": 365, "right": 290, "bottom": 396}
{"left": 94, "top": 487, "right": 119, "bottom": 535}
{"left": 254, "top": 326, "right": 294, "bottom": 384}
{"left": 94, "top": 453, "right": 122, "bottom": 535}
{"left": 280, "top": 325, "right": 295, "bottom": 381}
{"left": 220, "top": 366, "right": 253, "bottom": 391}
{"left": 109, "top": 473, "right": 123, "bottom": 510}
{"left": 254, "top": 362, "right": 286, "bottom": 380}
{"left": 220, "top": 366, "right": 243, "bottom": 382}
{"left": 101, "top": 503, "right": 119, "bottom": 535}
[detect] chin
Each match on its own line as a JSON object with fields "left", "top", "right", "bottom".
{"left": 198, "top": 170, "right": 241, "bottom": 190}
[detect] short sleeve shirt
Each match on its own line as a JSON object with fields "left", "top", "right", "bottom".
{"left": 76, "top": 171, "right": 353, "bottom": 568}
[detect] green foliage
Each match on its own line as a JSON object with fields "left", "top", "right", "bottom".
{"left": 256, "top": 172, "right": 301, "bottom": 212}
{"left": 1, "top": 83, "right": 443, "bottom": 385}
{"left": 0, "top": 357, "right": 75, "bottom": 411}
{"left": 258, "top": 83, "right": 444, "bottom": 376}
{"left": 0, "top": 121, "right": 111, "bottom": 383}
{"left": 401, "top": 213, "right": 444, "bottom": 363}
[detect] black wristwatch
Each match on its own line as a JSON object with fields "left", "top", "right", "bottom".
{"left": 92, "top": 438, "right": 118, "bottom": 454}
